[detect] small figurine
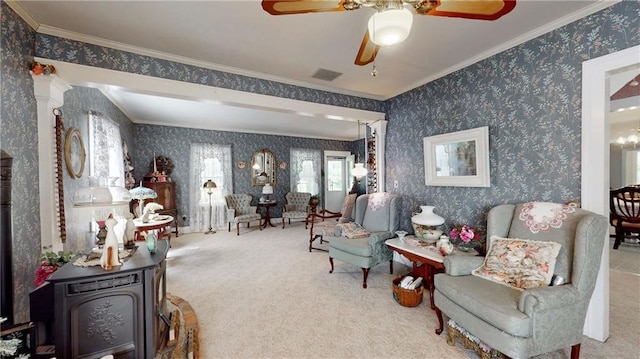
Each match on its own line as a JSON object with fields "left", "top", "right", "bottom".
{"left": 100, "top": 214, "right": 122, "bottom": 270}
{"left": 124, "top": 212, "right": 136, "bottom": 249}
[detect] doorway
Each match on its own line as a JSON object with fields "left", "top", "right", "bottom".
{"left": 582, "top": 45, "right": 640, "bottom": 342}
{"left": 324, "top": 151, "right": 353, "bottom": 212}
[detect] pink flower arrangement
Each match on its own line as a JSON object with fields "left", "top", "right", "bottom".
{"left": 450, "top": 225, "right": 478, "bottom": 243}
{"left": 33, "top": 251, "right": 76, "bottom": 287}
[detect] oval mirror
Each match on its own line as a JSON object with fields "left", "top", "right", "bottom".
{"left": 251, "top": 149, "right": 276, "bottom": 187}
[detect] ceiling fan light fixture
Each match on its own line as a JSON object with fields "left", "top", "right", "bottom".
{"left": 368, "top": 7, "right": 413, "bottom": 46}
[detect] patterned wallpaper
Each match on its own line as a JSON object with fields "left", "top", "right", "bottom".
{"left": 1, "top": 0, "right": 639, "bottom": 323}
{"left": 134, "top": 124, "right": 352, "bottom": 222}
{"left": 60, "top": 86, "right": 135, "bottom": 252}
{"left": 1, "top": 1, "right": 39, "bottom": 323}
{"left": 385, "top": 1, "right": 640, "bottom": 235}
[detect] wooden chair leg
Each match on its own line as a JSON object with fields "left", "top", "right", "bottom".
{"left": 362, "top": 268, "right": 369, "bottom": 289}
{"left": 282, "top": 218, "right": 285, "bottom": 229}
{"left": 236, "top": 223, "right": 240, "bottom": 236}
{"left": 259, "top": 219, "right": 263, "bottom": 231}
{"left": 329, "top": 257, "right": 334, "bottom": 273}
{"left": 614, "top": 228, "right": 622, "bottom": 249}
{"left": 228, "top": 222, "right": 231, "bottom": 232}
{"left": 571, "top": 343, "right": 581, "bottom": 359}
{"left": 434, "top": 306, "right": 444, "bottom": 335}
{"left": 389, "top": 260, "right": 393, "bottom": 274}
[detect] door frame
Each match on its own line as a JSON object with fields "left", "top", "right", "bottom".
{"left": 323, "top": 150, "right": 352, "bottom": 212}
{"left": 581, "top": 44, "right": 640, "bottom": 341}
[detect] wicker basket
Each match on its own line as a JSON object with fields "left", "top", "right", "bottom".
{"left": 392, "top": 276, "right": 424, "bottom": 307}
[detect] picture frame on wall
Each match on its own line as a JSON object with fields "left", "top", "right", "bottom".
{"left": 423, "top": 126, "right": 490, "bottom": 187}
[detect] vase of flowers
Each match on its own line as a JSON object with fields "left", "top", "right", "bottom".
{"left": 449, "top": 225, "right": 478, "bottom": 252}
{"left": 33, "top": 251, "right": 77, "bottom": 287}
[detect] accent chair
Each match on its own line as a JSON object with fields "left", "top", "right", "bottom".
{"left": 225, "top": 194, "right": 262, "bottom": 236}
{"left": 307, "top": 192, "right": 357, "bottom": 252}
{"left": 326, "top": 193, "right": 401, "bottom": 288}
{"left": 282, "top": 192, "right": 311, "bottom": 229}
{"left": 433, "top": 202, "right": 607, "bottom": 359}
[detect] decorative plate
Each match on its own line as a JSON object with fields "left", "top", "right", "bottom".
{"left": 279, "top": 161, "right": 287, "bottom": 169}
{"left": 237, "top": 160, "right": 247, "bottom": 169}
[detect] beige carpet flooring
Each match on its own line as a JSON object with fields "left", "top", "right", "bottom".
{"left": 165, "top": 224, "right": 639, "bottom": 358}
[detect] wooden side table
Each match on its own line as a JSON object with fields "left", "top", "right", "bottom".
{"left": 257, "top": 200, "right": 277, "bottom": 228}
{"left": 386, "top": 237, "right": 444, "bottom": 310}
{"left": 134, "top": 216, "right": 174, "bottom": 242}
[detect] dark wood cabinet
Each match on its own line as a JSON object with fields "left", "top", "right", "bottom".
{"left": 143, "top": 181, "right": 179, "bottom": 237}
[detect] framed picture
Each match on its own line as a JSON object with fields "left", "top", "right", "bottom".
{"left": 423, "top": 126, "right": 490, "bottom": 187}
{"left": 64, "top": 128, "right": 86, "bottom": 179}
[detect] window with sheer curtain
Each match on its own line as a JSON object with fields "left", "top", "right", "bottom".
{"left": 89, "top": 111, "right": 124, "bottom": 187}
{"left": 189, "top": 143, "right": 232, "bottom": 232}
{"left": 290, "top": 148, "right": 321, "bottom": 194}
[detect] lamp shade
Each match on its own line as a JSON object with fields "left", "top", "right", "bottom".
{"left": 411, "top": 205, "right": 445, "bottom": 226}
{"left": 262, "top": 183, "right": 274, "bottom": 195}
{"left": 72, "top": 176, "right": 113, "bottom": 207}
{"left": 129, "top": 182, "right": 157, "bottom": 201}
{"left": 352, "top": 163, "right": 368, "bottom": 178}
{"left": 203, "top": 179, "right": 217, "bottom": 190}
{"left": 367, "top": 8, "right": 413, "bottom": 46}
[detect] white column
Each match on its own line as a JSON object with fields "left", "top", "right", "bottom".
{"left": 368, "top": 120, "right": 387, "bottom": 192}
{"left": 32, "top": 75, "right": 72, "bottom": 251}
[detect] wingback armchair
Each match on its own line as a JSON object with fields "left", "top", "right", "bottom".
{"left": 282, "top": 192, "right": 311, "bottom": 229}
{"left": 326, "top": 193, "right": 401, "bottom": 288}
{"left": 225, "top": 194, "right": 262, "bottom": 235}
{"left": 433, "top": 202, "right": 607, "bottom": 359}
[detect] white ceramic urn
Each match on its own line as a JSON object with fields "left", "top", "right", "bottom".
{"left": 411, "top": 205, "right": 445, "bottom": 240}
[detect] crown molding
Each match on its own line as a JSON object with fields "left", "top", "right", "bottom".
{"left": 5, "top": 0, "right": 39, "bottom": 30}
{"left": 395, "top": 1, "right": 620, "bottom": 98}
{"left": 35, "top": 24, "right": 386, "bottom": 102}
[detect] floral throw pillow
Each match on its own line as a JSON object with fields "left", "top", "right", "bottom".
{"left": 471, "top": 236, "right": 562, "bottom": 291}
{"left": 338, "top": 193, "right": 357, "bottom": 223}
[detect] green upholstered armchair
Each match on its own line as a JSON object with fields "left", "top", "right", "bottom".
{"left": 225, "top": 194, "right": 262, "bottom": 235}
{"left": 326, "top": 193, "right": 401, "bottom": 288}
{"left": 433, "top": 202, "right": 608, "bottom": 359}
{"left": 282, "top": 192, "right": 311, "bottom": 229}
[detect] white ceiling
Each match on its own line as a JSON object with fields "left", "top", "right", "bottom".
{"left": 11, "top": 0, "right": 634, "bottom": 140}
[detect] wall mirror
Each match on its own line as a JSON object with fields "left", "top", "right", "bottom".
{"left": 251, "top": 149, "right": 276, "bottom": 186}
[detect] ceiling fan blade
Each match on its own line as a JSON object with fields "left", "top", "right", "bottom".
{"left": 354, "top": 30, "right": 379, "bottom": 66}
{"left": 419, "top": 0, "right": 516, "bottom": 20}
{"left": 262, "top": 1, "right": 346, "bottom": 15}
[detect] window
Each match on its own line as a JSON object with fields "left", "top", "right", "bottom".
{"left": 89, "top": 111, "right": 124, "bottom": 186}
{"left": 290, "top": 148, "right": 321, "bottom": 194}
{"left": 189, "top": 143, "right": 232, "bottom": 232}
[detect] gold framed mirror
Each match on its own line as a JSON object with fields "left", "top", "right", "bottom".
{"left": 64, "top": 128, "right": 86, "bottom": 179}
{"left": 251, "top": 149, "right": 276, "bottom": 186}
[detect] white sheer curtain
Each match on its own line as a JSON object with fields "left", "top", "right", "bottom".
{"left": 89, "top": 111, "right": 125, "bottom": 186}
{"left": 189, "top": 143, "right": 232, "bottom": 232}
{"left": 290, "top": 148, "right": 321, "bottom": 194}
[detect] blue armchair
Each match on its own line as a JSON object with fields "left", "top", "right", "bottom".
{"left": 433, "top": 202, "right": 607, "bottom": 359}
{"left": 326, "top": 193, "right": 401, "bottom": 288}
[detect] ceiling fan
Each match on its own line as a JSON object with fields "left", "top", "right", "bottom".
{"left": 262, "top": 0, "right": 516, "bottom": 66}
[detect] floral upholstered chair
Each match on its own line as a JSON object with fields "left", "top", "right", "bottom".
{"left": 433, "top": 202, "right": 607, "bottom": 359}
{"left": 325, "top": 193, "right": 401, "bottom": 288}
{"left": 225, "top": 194, "right": 262, "bottom": 236}
{"left": 282, "top": 192, "right": 311, "bottom": 229}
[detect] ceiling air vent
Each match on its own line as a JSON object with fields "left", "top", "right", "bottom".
{"left": 311, "top": 68, "right": 343, "bottom": 82}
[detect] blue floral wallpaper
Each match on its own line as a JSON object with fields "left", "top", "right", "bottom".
{"left": 1, "top": 0, "right": 639, "bottom": 323}
{"left": 134, "top": 124, "right": 353, "bottom": 221}
{"left": 386, "top": 1, "right": 640, "bottom": 235}
{"left": 1, "top": 1, "right": 39, "bottom": 323}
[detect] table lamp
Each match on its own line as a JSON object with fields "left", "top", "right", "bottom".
{"left": 203, "top": 179, "right": 217, "bottom": 234}
{"left": 411, "top": 205, "right": 445, "bottom": 241}
{"left": 262, "top": 183, "right": 273, "bottom": 202}
{"left": 129, "top": 181, "right": 158, "bottom": 218}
